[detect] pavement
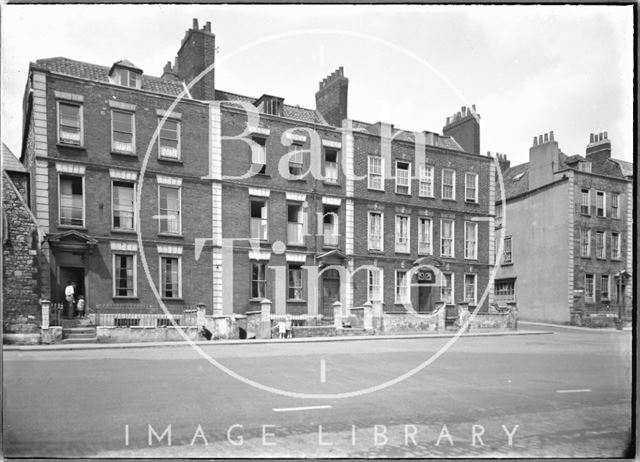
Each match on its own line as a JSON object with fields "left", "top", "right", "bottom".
{"left": 2, "top": 328, "right": 555, "bottom": 351}
{"left": 3, "top": 326, "right": 632, "bottom": 458}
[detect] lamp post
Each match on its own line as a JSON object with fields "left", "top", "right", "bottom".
{"left": 615, "top": 270, "right": 630, "bottom": 330}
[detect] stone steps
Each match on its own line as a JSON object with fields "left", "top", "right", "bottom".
{"left": 62, "top": 321, "right": 97, "bottom": 343}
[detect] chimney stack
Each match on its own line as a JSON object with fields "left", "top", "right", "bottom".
{"left": 315, "top": 66, "right": 348, "bottom": 127}
{"left": 585, "top": 130, "right": 611, "bottom": 162}
{"left": 161, "top": 61, "right": 179, "bottom": 81}
{"left": 175, "top": 18, "right": 216, "bottom": 100}
{"left": 442, "top": 105, "right": 480, "bottom": 154}
{"left": 528, "top": 131, "right": 560, "bottom": 191}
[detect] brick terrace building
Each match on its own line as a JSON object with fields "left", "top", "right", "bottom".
{"left": 19, "top": 19, "right": 495, "bottom": 320}
{"left": 494, "top": 132, "right": 633, "bottom": 325}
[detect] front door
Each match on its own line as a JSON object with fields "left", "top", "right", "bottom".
{"left": 58, "top": 266, "right": 85, "bottom": 317}
{"left": 321, "top": 270, "right": 340, "bottom": 318}
{"left": 418, "top": 286, "right": 433, "bottom": 313}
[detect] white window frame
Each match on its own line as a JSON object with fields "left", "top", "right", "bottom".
{"left": 251, "top": 261, "right": 267, "bottom": 300}
{"left": 288, "top": 143, "right": 304, "bottom": 177}
{"left": 58, "top": 174, "right": 86, "bottom": 228}
{"left": 368, "top": 211, "right": 384, "bottom": 251}
{"left": 580, "top": 229, "right": 591, "bottom": 257}
{"left": 395, "top": 214, "right": 410, "bottom": 254}
{"left": 441, "top": 272, "right": 454, "bottom": 304}
{"left": 158, "top": 118, "right": 181, "bottom": 160}
{"left": 464, "top": 221, "right": 478, "bottom": 260}
{"left": 112, "top": 253, "right": 137, "bottom": 298}
{"left": 251, "top": 136, "right": 267, "bottom": 171}
{"left": 324, "top": 148, "right": 339, "bottom": 183}
{"left": 465, "top": 172, "right": 479, "bottom": 203}
{"left": 580, "top": 189, "right": 590, "bottom": 215}
{"left": 159, "top": 255, "right": 182, "bottom": 299}
{"left": 441, "top": 168, "right": 456, "bottom": 200}
{"left": 418, "top": 217, "right": 433, "bottom": 255}
{"left": 368, "top": 156, "right": 384, "bottom": 191}
{"left": 395, "top": 160, "right": 411, "bottom": 195}
{"left": 464, "top": 273, "right": 477, "bottom": 304}
{"left": 367, "top": 268, "right": 383, "bottom": 303}
{"left": 322, "top": 205, "right": 339, "bottom": 247}
{"left": 585, "top": 274, "right": 594, "bottom": 302}
{"left": 611, "top": 192, "right": 620, "bottom": 219}
{"left": 111, "top": 180, "right": 136, "bottom": 231}
{"left": 113, "top": 68, "right": 141, "bottom": 88}
{"left": 287, "top": 203, "right": 305, "bottom": 245}
{"left": 250, "top": 199, "right": 269, "bottom": 241}
{"left": 395, "top": 269, "right": 409, "bottom": 304}
{"left": 440, "top": 219, "right": 455, "bottom": 258}
{"left": 419, "top": 165, "right": 434, "bottom": 197}
{"left": 595, "top": 191, "right": 606, "bottom": 217}
{"left": 57, "top": 101, "right": 83, "bottom": 146}
{"left": 158, "top": 185, "right": 182, "bottom": 235}
{"left": 288, "top": 264, "right": 304, "bottom": 301}
{"left": 611, "top": 233, "right": 621, "bottom": 260}
{"left": 596, "top": 231, "right": 606, "bottom": 259}
{"left": 111, "top": 109, "right": 136, "bottom": 154}
{"left": 601, "top": 275, "right": 610, "bottom": 300}
{"left": 503, "top": 236, "right": 513, "bottom": 263}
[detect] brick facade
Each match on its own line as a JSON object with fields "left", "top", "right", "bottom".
{"left": 18, "top": 19, "right": 495, "bottom": 321}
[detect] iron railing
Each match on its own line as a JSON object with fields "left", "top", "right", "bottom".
{"left": 94, "top": 304, "right": 201, "bottom": 327}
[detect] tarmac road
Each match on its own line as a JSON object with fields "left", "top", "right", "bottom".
{"left": 3, "top": 327, "right": 633, "bottom": 458}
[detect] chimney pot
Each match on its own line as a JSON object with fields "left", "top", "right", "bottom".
{"left": 590, "top": 133, "right": 594, "bottom": 143}
{"left": 550, "top": 130, "right": 554, "bottom": 141}
{"left": 205, "top": 21, "right": 211, "bottom": 32}
{"left": 533, "top": 136, "right": 538, "bottom": 146}
{"left": 193, "top": 18, "right": 199, "bottom": 30}
{"left": 599, "top": 132, "right": 603, "bottom": 141}
{"left": 544, "top": 133, "right": 549, "bottom": 143}
{"left": 604, "top": 131, "right": 608, "bottom": 139}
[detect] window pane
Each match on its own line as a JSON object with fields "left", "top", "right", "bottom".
{"left": 60, "top": 176, "right": 83, "bottom": 226}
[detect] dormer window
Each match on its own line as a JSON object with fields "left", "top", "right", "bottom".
{"left": 109, "top": 60, "right": 143, "bottom": 89}
{"left": 578, "top": 161, "right": 592, "bottom": 173}
{"left": 254, "top": 95, "right": 284, "bottom": 117}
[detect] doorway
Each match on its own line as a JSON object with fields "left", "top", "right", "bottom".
{"left": 321, "top": 269, "right": 341, "bottom": 318}
{"left": 418, "top": 286, "right": 434, "bottom": 313}
{"left": 58, "top": 266, "right": 85, "bottom": 318}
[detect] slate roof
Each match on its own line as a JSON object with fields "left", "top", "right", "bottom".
{"left": 2, "top": 143, "right": 26, "bottom": 173}
{"left": 349, "top": 120, "right": 464, "bottom": 152}
{"left": 612, "top": 158, "right": 633, "bottom": 177}
{"left": 499, "top": 161, "right": 529, "bottom": 200}
{"left": 32, "top": 57, "right": 328, "bottom": 125}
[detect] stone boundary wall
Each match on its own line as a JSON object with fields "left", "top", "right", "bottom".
{"left": 96, "top": 326, "right": 201, "bottom": 343}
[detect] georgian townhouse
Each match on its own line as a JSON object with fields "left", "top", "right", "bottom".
{"left": 494, "top": 131, "right": 633, "bottom": 325}
{"left": 19, "top": 18, "right": 496, "bottom": 321}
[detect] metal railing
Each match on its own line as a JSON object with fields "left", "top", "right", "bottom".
{"left": 50, "top": 303, "right": 64, "bottom": 327}
{"left": 94, "top": 304, "right": 200, "bottom": 327}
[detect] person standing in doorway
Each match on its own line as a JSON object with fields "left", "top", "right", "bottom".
{"left": 65, "top": 280, "right": 76, "bottom": 317}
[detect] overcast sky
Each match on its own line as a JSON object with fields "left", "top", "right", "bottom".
{"left": 1, "top": 4, "right": 634, "bottom": 165}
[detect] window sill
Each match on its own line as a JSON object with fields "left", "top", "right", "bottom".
{"left": 580, "top": 213, "right": 591, "bottom": 217}
{"left": 580, "top": 255, "right": 592, "bottom": 259}
{"left": 162, "top": 298, "right": 184, "bottom": 302}
{"left": 368, "top": 248, "right": 384, "bottom": 254}
{"left": 111, "top": 151, "right": 137, "bottom": 157}
{"left": 58, "top": 225, "right": 87, "bottom": 231}
{"left": 395, "top": 191, "right": 411, "bottom": 196}
{"left": 112, "top": 296, "right": 139, "bottom": 300}
{"left": 367, "top": 188, "right": 385, "bottom": 193}
{"left": 440, "top": 255, "right": 456, "bottom": 260}
{"left": 418, "top": 252, "right": 433, "bottom": 256}
{"left": 464, "top": 258, "right": 479, "bottom": 261}
{"left": 418, "top": 195, "right": 435, "bottom": 199}
{"left": 323, "top": 180, "right": 341, "bottom": 187}
{"left": 501, "top": 262, "right": 514, "bottom": 267}
{"left": 395, "top": 250, "right": 410, "bottom": 255}
{"left": 158, "top": 157, "right": 183, "bottom": 164}
{"left": 441, "top": 198, "right": 457, "bottom": 202}
{"left": 158, "top": 233, "right": 184, "bottom": 239}
{"left": 287, "top": 177, "right": 307, "bottom": 182}
{"left": 286, "top": 299, "right": 306, "bottom": 303}
{"left": 249, "top": 298, "right": 266, "bottom": 303}
{"left": 111, "top": 228, "right": 137, "bottom": 234}
{"left": 322, "top": 244, "right": 339, "bottom": 250}
{"left": 255, "top": 172, "right": 271, "bottom": 178}
{"left": 611, "top": 257, "right": 622, "bottom": 261}
{"left": 465, "top": 200, "right": 480, "bottom": 206}
{"left": 56, "top": 143, "right": 86, "bottom": 151}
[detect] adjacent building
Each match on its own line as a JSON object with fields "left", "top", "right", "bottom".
{"left": 494, "top": 131, "right": 633, "bottom": 325}
{"left": 18, "top": 19, "right": 495, "bottom": 322}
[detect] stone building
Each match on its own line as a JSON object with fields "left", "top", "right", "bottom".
{"left": 18, "top": 19, "right": 495, "bottom": 323}
{"left": 2, "top": 143, "right": 43, "bottom": 337}
{"left": 494, "top": 132, "right": 633, "bottom": 325}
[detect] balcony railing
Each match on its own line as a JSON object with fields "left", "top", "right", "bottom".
{"left": 251, "top": 218, "right": 268, "bottom": 241}
{"left": 287, "top": 222, "right": 303, "bottom": 245}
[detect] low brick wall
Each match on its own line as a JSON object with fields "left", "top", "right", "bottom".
{"left": 3, "top": 332, "right": 42, "bottom": 345}
{"left": 291, "top": 325, "right": 337, "bottom": 338}
{"left": 205, "top": 315, "right": 242, "bottom": 340}
{"left": 41, "top": 327, "right": 63, "bottom": 344}
{"left": 380, "top": 310, "right": 440, "bottom": 333}
{"left": 96, "top": 326, "right": 201, "bottom": 343}
{"left": 468, "top": 312, "right": 515, "bottom": 331}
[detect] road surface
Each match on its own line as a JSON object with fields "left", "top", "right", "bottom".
{"left": 3, "top": 327, "right": 633, "bottom": 458}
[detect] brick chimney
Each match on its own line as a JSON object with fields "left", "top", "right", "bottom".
{"left": 489, "top": 152, "right": 511, "bottom": 173}
{"left": 161, "top": 61, "right": 179, "bottom": 81}
{"left": 175, "top": 18, "right": 216, "bottom": 100}
{"left": 315, "top": 67, "right": 348, "bottom": 127}
{"left": 443, "top": 105, "right": 480, "bottom": 154}
{"left": 528, "top": 131, "right": 559, "bottom": 190}
{"left": 585, "top": 131, "right": 611, "bottom": 163}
